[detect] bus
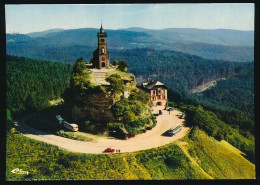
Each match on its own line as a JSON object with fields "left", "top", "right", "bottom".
{"left": 63, "top": 121, "right": 79, "bottom": 132}
{"left": 56, "top": 115, "right": 64, "bottom": 124}
{"left": 167, "top": 124, "right": 182, "bottom": 136}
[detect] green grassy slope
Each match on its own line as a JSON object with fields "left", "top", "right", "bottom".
{"left": 184, "top": 129, "right": 255, "bottom": 179}
{"left": 6, "top": 129, "right": 255, "bottom": 180}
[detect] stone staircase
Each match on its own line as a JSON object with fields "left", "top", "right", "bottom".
{"left": 89, "top": 68, "right": 115, "bottom": 85}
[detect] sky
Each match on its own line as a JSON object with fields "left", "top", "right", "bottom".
{"left": 5, "top": 3, "right": 255, "bottom": 34}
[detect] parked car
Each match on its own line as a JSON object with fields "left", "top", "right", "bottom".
{"left": 104, "top": 148, "right": 115, "bottom": 153}
{"left": 180, "top": 113, "right": 186, "bottom": 119}
{"left": 127, "top": 133, "right": 136, "bottom": 138}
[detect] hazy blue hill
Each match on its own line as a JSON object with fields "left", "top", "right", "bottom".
{"left": 26, "top": 28, "right": 150, "bottom": 48}
{"left": 26, "top": 28, "right": 64, "bottom": 38}
{"left": 6, "top": 34, "right": 34, "bottom": 43}
{"left": 122, "top": 27, "right": 254, "bottom": 46}
{"left": 169, "top": 42, "right": 253, "bottom": 62}
{"left": 6, "top": 27, "right": 254, "bottom": 62}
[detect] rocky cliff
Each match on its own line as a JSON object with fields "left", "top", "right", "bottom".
{"left": 71, "top": 68, "right": 136, "bottom": 124}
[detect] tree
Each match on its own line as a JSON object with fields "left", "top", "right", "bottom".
{"left": 112, "top": 60, "right": 119, "bottom": 66}
{"left": 118, "top": 61, "right": 128, "bottom": 72}
{"left": 70, "top": 58, "right": 91, "bottom": 95}
{"left": 129, "top": 89, "right": 150, "bottom": 104}
{"left": 6, "top": 109, "right": 12, "bottom": 121}
{"left": 106, "top": 74, "right": 125, "bottom": 100}
{"left": 71, "top": 58, "right": 85, "bottom": 75}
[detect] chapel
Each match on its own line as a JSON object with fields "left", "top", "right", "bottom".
{"left": 92, "top": 24, "right": 110, "bottom": 69}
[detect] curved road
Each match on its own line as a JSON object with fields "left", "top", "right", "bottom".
{"left": 17, "top": 109, "right": 190, "bottom": 154}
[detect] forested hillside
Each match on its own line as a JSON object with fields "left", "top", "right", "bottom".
{"left": 111, "top": 48, "right": 254, "bottom": 141}
{"left": 190, "top": 63, "right": 254, "bottom": 136}
{"left": 6, "top": 55, "right": 73, "bottom": 115}
{"left": 111, "top": 48, "right": 252, "bottom": 93}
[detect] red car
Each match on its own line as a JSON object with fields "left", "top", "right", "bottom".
{"left": 104, "top": 148, "right": 115, "bottom": 153}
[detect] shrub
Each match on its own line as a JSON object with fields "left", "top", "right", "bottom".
{"left": 56, "top": 130, "right": 93, "bottom": 141}
{"left": 189, "top": 126, "right": 199, "bottom": 141}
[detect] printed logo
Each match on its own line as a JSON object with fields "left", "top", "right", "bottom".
{"left": 11, "top": 168, "right": 29, "bottom": 175}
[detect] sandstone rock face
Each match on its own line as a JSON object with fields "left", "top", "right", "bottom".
{"left": 72, "top": 91, "right": 114, "bottom": 123}
{"left": 71, "top": 69, "right": 136, "bottom": 124}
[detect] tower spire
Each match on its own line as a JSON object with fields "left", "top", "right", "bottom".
{"left": 100, "top": 20, "right": 104, "bottom": 33}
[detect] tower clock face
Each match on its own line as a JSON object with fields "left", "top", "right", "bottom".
{"left": 101, "top": 57, "right": 105, "bottom": 61}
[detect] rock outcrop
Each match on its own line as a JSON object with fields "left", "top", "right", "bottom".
{"left": 71, "top": 69, "right": 136, "bottom": 123}
{"left": 72, "top": 91, "right": 114, "bottom": 123}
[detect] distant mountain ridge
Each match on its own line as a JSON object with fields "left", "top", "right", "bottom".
{"left": 6, "top": 27, "right": 254, "bottom": 62}
{"left": 121, "top": 27, "right": 254, "bottom": 46}
{"left": 27, "top": 28, "right": 64, "bottom": 38}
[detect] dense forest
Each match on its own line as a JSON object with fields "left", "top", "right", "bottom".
{"left": 190, "top": 63, "right": 254, "bottom": 136}
{"left": 6, "top": 55, "right": 73, "bottom": 115}
{"left": 110, "top": 48, "right": 252, "bottom": 92}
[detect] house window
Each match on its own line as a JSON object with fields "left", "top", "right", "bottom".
{"left": 162, "top": 95, "right": 165, "bottom": 100}
{"left": 158, "top": 89, "right": 161, "bottom": 95}
{"left": 101, "top": 39, "right": 105, "bottom": 42}
{"left": 152, "top": 96, "right": 156, "bottom": 101}
{"left": 153, "top": 90, "right": 156, "bottom": 95}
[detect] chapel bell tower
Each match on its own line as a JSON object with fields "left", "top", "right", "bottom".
{"left": 93, "top": 24, "right": 110, "bottom": 69}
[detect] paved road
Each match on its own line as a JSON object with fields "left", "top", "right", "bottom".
{"left": 17, "top": 109, "right": 190, "bottom": 154}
